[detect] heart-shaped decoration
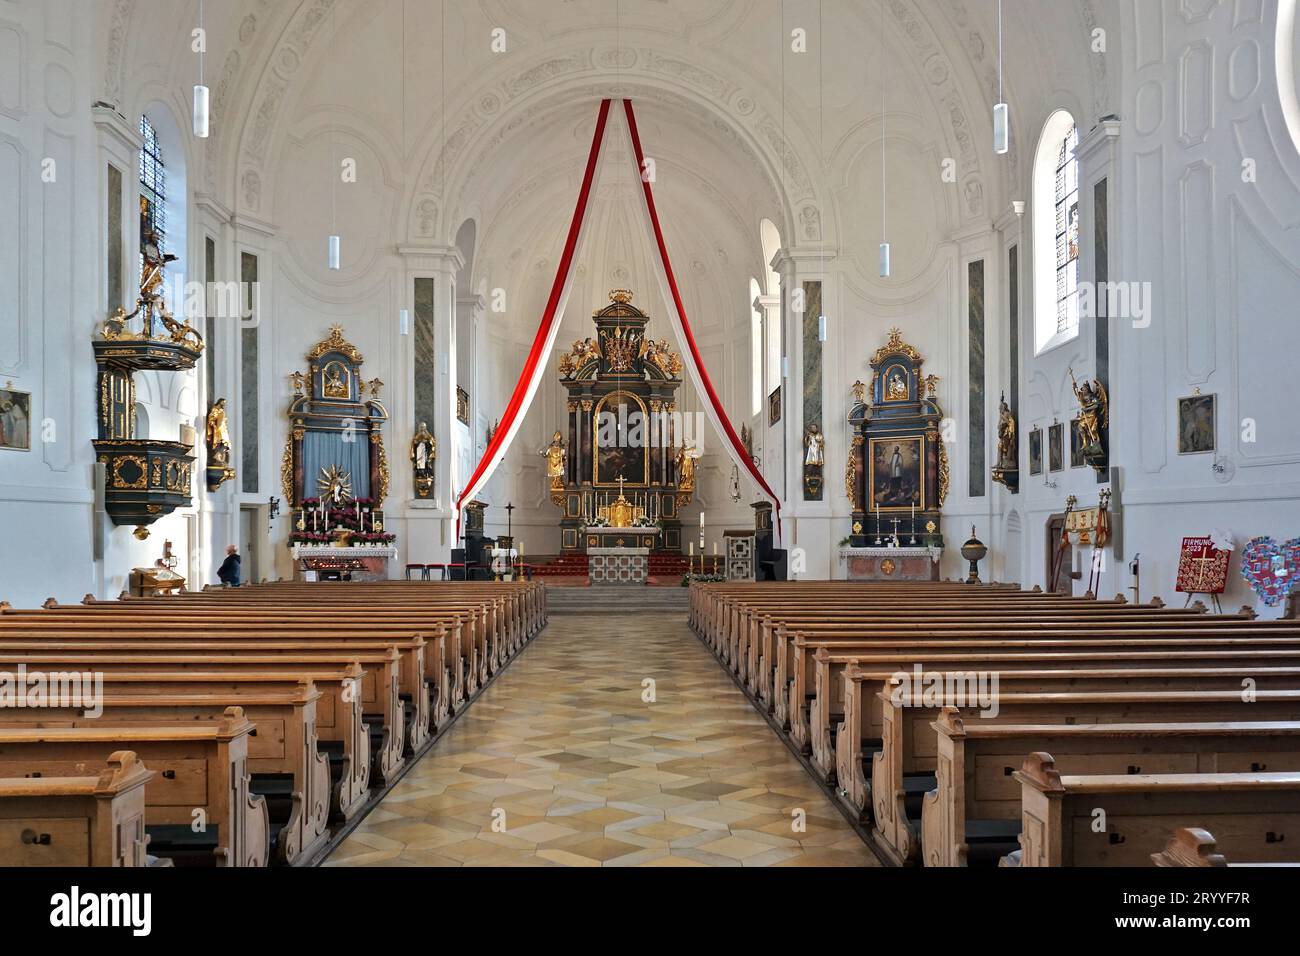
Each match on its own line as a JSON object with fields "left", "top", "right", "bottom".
{"left": 1240, "top": 536, "right": 1300, "bottom": 606}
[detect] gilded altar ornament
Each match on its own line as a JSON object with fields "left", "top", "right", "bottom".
{"left": 991, "top": 391, "right": 1019, "bottom": 492}
{"left": 844, "top": 445, "right": 859, "bottom": 508}
{"left": 600, "top": 325, "right": 641, "bottom": 372}
{"left": 367, "top": 378, "right": 383, "bottom": 399}
{"left": 317, "top": 464, "right": 353, "bottom": 505}
{"left": 322, "top": 363, "right": 349, "bottom": 398}
{"left": 938, "top": 442, "right": 950, "bottom": 505}
{"left": 803, "top": 423, "right": 825, "bottom": 499}
{"left": 290, "top": 371, "right": 306, "bottom": 396}
{"left": 204, "top": 398, "right": 236, "bottom": 492}
{"left": 643, "top": 337, "right": 683, "bottom": 377}
{"left": 372, "top": 430, "right": 391, "bottom": 505}
{"left": 885, "top": 368, "right": 909, "bottom": 401}
{"left": 410, "top": 422, "right": 436, "bottom": 499}
{"left": 1069, "top": 367, "right": 1109, "bottom": 474}
{"left": 851, "top": 379, "right": 867, "bottom": 405}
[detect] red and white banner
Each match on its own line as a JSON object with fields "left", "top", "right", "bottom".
{"left": 456, "top": 98, "right": 781, "bottom": 537}
{"left": 455, "top": 99, "right": 613, "bottom": 532}
{"left": 619, "top": 99, "right": 781, "bottom": 536}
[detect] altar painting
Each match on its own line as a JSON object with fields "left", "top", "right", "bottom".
{"left": 594, "top": 391, "right": 648, "bottom": 486}
{"left": 868, "top": 437, "right": 925, "bottom": 511}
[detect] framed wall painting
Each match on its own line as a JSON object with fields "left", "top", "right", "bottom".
{"left": 867, "top": 436, "right": 926, "bottom": 512}
{"left": 1048, "top": 422, "right": 1064, "bottom": 472}
{"left": 1028, "top": 427, "right": 1043, "bottom": 475}
{"left": 0, "top": 387, "right": 32, "bottom": 451}
{"left": 1069, "top": 417, "right": 1086, "bottom": 467}
{"left": 767, "top": 386, "right": 782, "bottom": 426}
{"left": 1177, "top": 393, "right": 1216, "bottom": 455}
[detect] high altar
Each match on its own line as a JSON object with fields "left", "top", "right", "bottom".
{"left": 549, "top": 290, "right": 689, "bottom": 554}
{"left": 841, "top": 329, "right": 947, "bottom": 581}
{"left": 281, "top": 326, "right": 396, "bottom": 581}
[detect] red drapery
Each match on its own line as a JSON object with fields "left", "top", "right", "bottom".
{"left": 454, "top": 97, "right": 781, "bottom": 539}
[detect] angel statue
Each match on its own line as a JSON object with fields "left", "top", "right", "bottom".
{"left": 995, "top": 392, "right": 1017, "bottom": 470}
{"left": 1069, "top": 368, "right": 1109, "bottom": 456}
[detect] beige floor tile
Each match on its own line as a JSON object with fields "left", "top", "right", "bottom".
{"left": 327, "top": 610, "right": 878, "bottom": 868}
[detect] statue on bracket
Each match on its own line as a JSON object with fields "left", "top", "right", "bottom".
{"left": 1069, "top": 367, "right": 1109, "bottom": 475}
{"left": 204, "top": 398, "right": 236, "bottom": 492}
{"left": 991, "top": 391, "right": 1019, "bottom": 493}
{"left": 803, "top": 423, "right": 825, "bottom": 500}
{"left": 675, "top": 441, "right": 699, "bottom": 494}
{"left": 410, "top": 422, "right": 436, "bottom": 500}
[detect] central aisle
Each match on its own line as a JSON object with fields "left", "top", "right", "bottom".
{"left": 327, "top": 611, "right": 880, "bottom": 867}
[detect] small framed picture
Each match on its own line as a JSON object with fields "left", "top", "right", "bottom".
{"left": 1028, "top": 427, "right": 1043, "bottom": 476}
{"left": 767, "top": 386, "right": 782, "bottom": 426}
{"left": 1048, "top": 423, "right": 1064, "bottom": 472}
{"left": 0, "top": 387, "right": 32, "bottom": 451}
{"left": 1177, "top": 393, "right": 1216, "bottom": 455}
{"left": 1069, "top": 417, "right": 1086, "bottom": 467}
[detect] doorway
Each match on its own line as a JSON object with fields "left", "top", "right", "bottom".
{"left": 1045, "top": 513, "right": 1072, "bottom": 595}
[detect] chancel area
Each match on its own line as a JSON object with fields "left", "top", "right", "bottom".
{"left": 3, "top": 0, "right": 1300, "bottom": 891}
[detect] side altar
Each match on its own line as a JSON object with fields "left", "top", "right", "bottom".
{"left": 841, "top": 329, "right": 948, "bottom": 581}
{"left": 547, "top": 290, "right": 691, "bottom": 555}
{"left": 280, "top": 326, "right": 396, "bottom": 581}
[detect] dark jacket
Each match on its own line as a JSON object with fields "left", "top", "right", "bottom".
{"left": 217, "top": 553, "right": 241, "bottom": 586}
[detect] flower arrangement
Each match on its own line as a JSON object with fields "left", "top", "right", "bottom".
{"left": 681, "top": 573, "right": 726, "bottom": 586}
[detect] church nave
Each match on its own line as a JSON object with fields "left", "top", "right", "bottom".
{"left": 326, "top": 612, "right": 878, "bottom": 868}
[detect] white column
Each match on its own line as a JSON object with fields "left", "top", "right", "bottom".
{"left": 398, "top": 245, "right": 464, "bottom": 562}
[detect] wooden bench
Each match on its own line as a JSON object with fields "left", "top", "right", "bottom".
{"left": 922, "top": 710, "right": 1300, "bottom": 866}
{"left": 0, "top": 672, "right": 333, "bottom": 864}
{"left": 0, "top": 750, "right": 153, "bottom": 866}
{"left": 835, "top": 663, "right": 1300, "bottom": 819}
{"left": 1009, "top": 753, "right": 1300, "bottom": 866}
{"left": 871, "top": 690, "right": 1300, "bottom": 865}
{"left": 0, "top": 707, "right": 269, "bottom": 867}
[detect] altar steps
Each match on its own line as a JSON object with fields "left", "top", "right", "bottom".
{"left": 545, "top": 585, "right": 690, "bottom": 615}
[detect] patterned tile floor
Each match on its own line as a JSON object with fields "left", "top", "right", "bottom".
{"left": 326, "top": 613, "right": 880, "bottom": 867}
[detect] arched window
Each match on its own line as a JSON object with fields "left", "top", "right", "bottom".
{"left": 139, "top": 114, "right": 166, "bottom": 259}
{"left": 1032, "top": 110, "right": 1080, "bottom": 353}
{"left": 1279, "top": 0, "right": 1300, "bottom": 154}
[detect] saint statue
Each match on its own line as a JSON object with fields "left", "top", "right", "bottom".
{"left": 1069, "top": 368, "right": 1108, "bottom": 454}
{"left": 996, "top": 392, "right": 1017, "bottom": 469}
{"left": 540, "top": 430, "right": 567, "bottom": 480}
{"left": 410, "top": 422, "right": 436, "bottom": 498}
{"left": 851, "top": 380, "right": 867, "bottom": 404}
{"left": 804, "top": 423, "right": 825, "bottom": 466}
{"left": 205, "top": 398, "right": 232, "bottom": 466}
{"left": 675, "top": 442, "right": 699, "bottom": 490}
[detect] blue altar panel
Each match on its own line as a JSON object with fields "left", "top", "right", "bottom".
{"left": 302, "top": 429, "right": 370, "bottom": 499}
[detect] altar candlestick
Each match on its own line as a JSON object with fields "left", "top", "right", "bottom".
{"left": 689, "top": 542, "right": 694, "bottom": 556}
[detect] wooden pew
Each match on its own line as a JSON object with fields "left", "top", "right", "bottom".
{"left": 0, "top": 750, "right": 152, "bottom": 866}
{"left": 1009, "top": 753, "right": 1300, "bottom": 867}
{"left": 922, "top": 710, "right": 1300, "bottom": 866}
{"left": 0, "top": 673, "right": 333, "bottom": 864}
{"left": 789, "top": 632, "right": 1300, "bottom": 770}
{"left": 836, "top": 663, "right": 1300, "bottom": 819}
{"left": 0, "top": 651, "right": 371, "bottom": 821}
{"left": 871, "top": 689, "right": 1300, "bottom": 865}
{"left": 0, "top": 631, "right": 413, "bottom": 781}
{"left": 1150, "top": 826, "right": 1300, "bottom": 867}
{"left": 0, "top": 707, "right": 269, "bottom": 867}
